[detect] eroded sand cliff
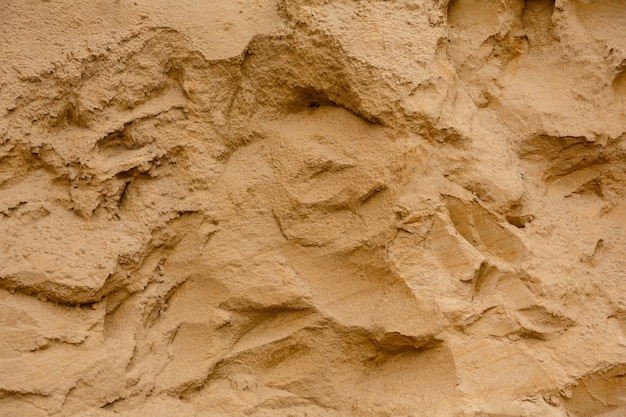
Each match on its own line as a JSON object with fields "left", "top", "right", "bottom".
{"left": 1, "top": 1, "right": 626, "bottom": 416}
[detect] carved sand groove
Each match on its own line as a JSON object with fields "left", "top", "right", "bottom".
{"left": 1, "top": 1, "right": 626, "bottom": 416}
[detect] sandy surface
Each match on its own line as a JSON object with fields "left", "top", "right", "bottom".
{"left": 1, "top": 0, "right": 625, "bottom": 416}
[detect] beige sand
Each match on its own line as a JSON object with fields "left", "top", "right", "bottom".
{"left": 1, "top": 0, "right": 625, "bottom": 415}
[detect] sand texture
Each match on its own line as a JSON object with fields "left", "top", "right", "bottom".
{"left": 1, "top": 0, "right": 626, "bottom": 416}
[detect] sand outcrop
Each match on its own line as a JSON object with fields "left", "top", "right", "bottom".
{"left": 1, "top": 1, "right": 625, "bottom": 416}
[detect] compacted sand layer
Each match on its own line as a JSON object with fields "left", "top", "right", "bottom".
{"left": 1, "top": 1, "right": 626, "bottom": 416}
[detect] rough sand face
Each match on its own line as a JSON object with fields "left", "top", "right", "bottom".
{"left": 1, "top": 1, "right": 626, "bottom": 416}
